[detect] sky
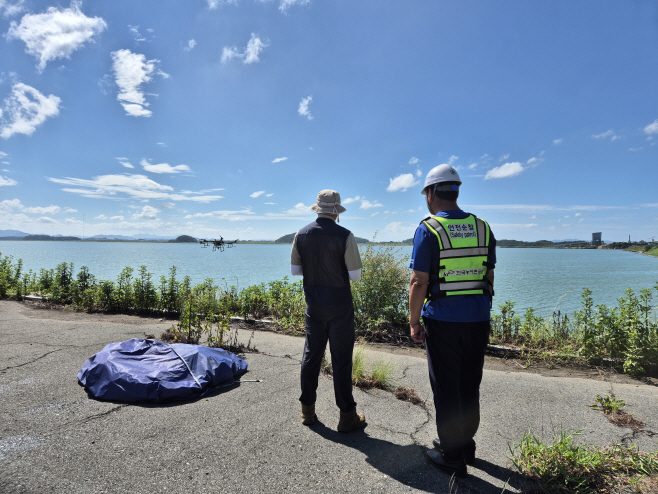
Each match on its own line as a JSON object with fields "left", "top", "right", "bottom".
{"left": 0, "top": 0, "right": 657, "bottom": 242}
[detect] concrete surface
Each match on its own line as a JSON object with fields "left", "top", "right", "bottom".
{"left": 1, "top": 300, "right": 656, "bottom": 493}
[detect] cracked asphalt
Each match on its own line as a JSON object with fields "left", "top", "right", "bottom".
{"left": 1, "top": 300, "right": 657, "bottom": 493}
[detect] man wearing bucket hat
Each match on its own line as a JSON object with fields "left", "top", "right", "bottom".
{"left": 290, "top": 189, "right": 366, "bottom": 433}
{"left": 409, "top": 165, "right": 496, "bottom": 478}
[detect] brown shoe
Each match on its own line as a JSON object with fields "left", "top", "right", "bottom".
{"left": 301, "top": 403, "right": 316, "bottom": 425}
{"left": 337, "top": 408, "right": 366, "bottom": 433}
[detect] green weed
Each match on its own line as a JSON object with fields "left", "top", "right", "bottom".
{"left": 509, "top": 429, "right": 658, "bottom": 494}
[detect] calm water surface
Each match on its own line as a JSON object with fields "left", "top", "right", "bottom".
{"left": 1, "top": 241, "right": 657, "bottom": 317}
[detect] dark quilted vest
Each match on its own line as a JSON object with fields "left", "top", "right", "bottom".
{"left": 296, "top": 217, "right": 352, "bottom": 306}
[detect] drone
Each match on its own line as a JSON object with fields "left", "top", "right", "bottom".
{"left": 199, "top": 236, "right": 238, "bottom": 252}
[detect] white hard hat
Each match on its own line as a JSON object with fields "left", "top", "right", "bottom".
{"left": 421, "top": 164, "right": 462, "bottom": 195}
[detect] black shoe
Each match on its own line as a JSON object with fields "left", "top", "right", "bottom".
{"left": 425, "top": 449, "right": 467, "bottom": 478}
{"left": 432, "top": 438, "right": 476, "bottom": 465}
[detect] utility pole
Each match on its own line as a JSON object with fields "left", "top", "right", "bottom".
{"left": 83, "top": 214, "right": 85, "bottom": 240}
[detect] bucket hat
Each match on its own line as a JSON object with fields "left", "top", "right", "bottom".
{"left": 310, "top": 189, "right": 346, "bottom": 214}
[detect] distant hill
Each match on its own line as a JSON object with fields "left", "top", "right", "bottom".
{"left": 168, "top": 235, "right": 197, "bottom": 243}
{"left": 0, "top": 229, "right": 31, "bottom": 237}
{"left": 88, "top": 233, "right": 174, "bottom": 240}
{"left": 275, "top": 232, "right": 370, "bottom": 243}
{"left": 23, "top": 234, "right": 81, "bottom": 241}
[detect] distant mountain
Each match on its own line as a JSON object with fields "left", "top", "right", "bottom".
{"left": 0, "top": 229, "right": 31, "bottom": 237}
{"left": 88, "top": 233, "right": 175, "bottom": 240}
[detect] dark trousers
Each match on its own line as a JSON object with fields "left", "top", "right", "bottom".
{"left": 300, "top": 304, "right": 357, "bottom": 412}
{"left": 423, "top": 317, "right": 490, "bottom": 460}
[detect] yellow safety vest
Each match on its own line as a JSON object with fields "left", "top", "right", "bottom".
{"left": 422, "top": 214, "right": 491, "bottom": 298}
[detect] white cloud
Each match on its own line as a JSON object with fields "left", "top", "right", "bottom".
{"left": 206, "top": 0, "right": 238, "bottom": 9}
{"left": 464, "top": 204, "right": 625, "bottom": 212}
{"left": 159, "top": 202, "right": 175, "bottom": 209}
{"left": 128, "top": 25, "right": 146, "bottom": 44}
{"left": 382, "top": 221, "right": 415, "bottom": 237}
{"left": 591, "top": 129, "right": 621, "bottom": 141}
{"left": 447, "top": 155, "right": 458, "bottom": 165}
{"left": 250, "top": 191, "right": 265, "bottom": 198}
{"left": 23, "top": 205, "right": 60, "bottom": 214}
{"left": 371, "top": 212, "right": 379, "bottom": 217}
{"left": 284, "top": 203, "right": 313, "bottom": 215}
{"left": 342, "top": 196, "right": 360, "bottom": 204}
{"left": 272, "top": 157, "right": 288, "bottom": 163}
{"left": 140, "top": 159, "right": 190, "bottom": 174}
{"left": 117, "top": 158, "right": 133, "bottom": 168}
{"left": 244, "top": 34, "right": 267, "bottom": 63}
{"left": 63, "top": 207, "right": 77, "bottom": 213}
{"left": 387, "top": 173, "right": 419, "bottom": 192}
{"left": 298, "top": 96, "right": 313, "bottom": 120}
{"left": 0, "top": 83, "right": 61, "bottom": 139}
{"left": 644, "top": 119, "right": 658, "bottom": 139}
{"left": 95, "top": 214, "right": 107, "bottom": 220}
{"left": 37, "top": 216, "right": 56, "bottom": 224}
{"left": 0, "top": 0, "right": 25, "bottom": 17}
{"left": 132, "top": 205, "right": 159, "bottom": 221}
{"left": 279, "top": 0, "right": 310, "bottom": 12}
{"left": 409, "top": 157, "right": 419, "bottom": 165}
{"left": 468, "top": 163, "right": 478, "bottom": 170}
{"left": 48, "top": 173, "right": 223, "bottom": 202}
{"left": 265, "top": 202, "right": 276, "bottom": 205}
{"left": 484, "top": 162, "right": 525, "bottom": 180}
{"left": 111, "top": 49, "right": 164, "bottom": 117}
{"left": 526, "top": 157, "right": 538, "bottom": 165}
{"left": 0, "top": 175, "right": 17, "bottom": 186}
{"left": 184, "top": 39, "right": 196, "bottom": 52}
{"left": 628, "top": 147, "right": 643, "bottom": 152}
{"left": 221, "top": 34, "right": 268, "bottom": 64}
{"left": 7, "top": 2, "right": 106, "bottom": 71}
{"left": 266, "top": 193, "right": 273, "bottom": 197}
{"left": 489, "top": 223, "right": 538, "bottom": 228}
{"left": 157, "top": 142, "right": 167, "bottom": 147}
{"left": 553, "top": 138, "right": 563, "bottom": 145}
{"left": 360, "top": 199, "right": 383, "bottom": 209}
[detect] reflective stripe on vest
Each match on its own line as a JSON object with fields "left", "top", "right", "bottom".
{"left": 422, "top": 214, "right": 490, "bottom": 297}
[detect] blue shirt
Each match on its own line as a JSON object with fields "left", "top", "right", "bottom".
{"left": 409, "top": 209, "right": 496, "bottom": 322}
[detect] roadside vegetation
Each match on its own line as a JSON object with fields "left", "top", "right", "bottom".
{"left": 1, "top": 249, "right": 657, "bottom": 378}
{"left": 509, "top": 429, "right": 658, "bottom": 494}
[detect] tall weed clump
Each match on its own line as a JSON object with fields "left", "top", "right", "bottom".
{"left": 491, "top": 285, "right": 658, "bottom": 377}
{"left": 351, "top": 243, "right": 410, "bottom": 338}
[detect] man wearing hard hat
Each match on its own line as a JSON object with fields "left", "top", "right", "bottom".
{"left": 290, "top": 190, "right": 366, "bottom": 433}
{"left": 409, "top": 165, "right": 496, "bottom": 478}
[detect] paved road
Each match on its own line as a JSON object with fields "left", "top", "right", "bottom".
{"left": 1, "top": 301, "right": 656, "bottom": 493}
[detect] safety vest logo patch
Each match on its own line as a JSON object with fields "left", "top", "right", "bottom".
{"left": 442, "top": 268, "right": 485, "bottom": 277}
{"left": 447, "top": 223, "right": 476, "bottom": 239}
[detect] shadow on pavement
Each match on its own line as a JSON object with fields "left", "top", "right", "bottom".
{"left": 309, "top": 420, "right": 522, "bottom": 493}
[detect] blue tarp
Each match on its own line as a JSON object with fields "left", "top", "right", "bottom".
{"left": 78, "top": 339, "right": 248, "bottom": 403}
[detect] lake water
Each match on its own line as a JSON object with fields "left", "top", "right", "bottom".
{"left": 1, "top": 241, "right": 657, "bottom": 318}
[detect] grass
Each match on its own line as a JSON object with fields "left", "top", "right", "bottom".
{"left": 591, "top": 394, "right": 647, "bottom": 433}
{"left": 591, "top": 394, "right": 626, "bottom": 414}
{"left": 351, "top": 343, "right": 397, "bottom": 390}
{"left": 509, "top": 429, "right": 658, "bottom": 494}
{"left": 321, "top": 343, "right": 397, "bottom": 390}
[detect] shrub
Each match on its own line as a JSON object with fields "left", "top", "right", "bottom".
{"left": 351, "top": 244, "right": 410, "bottom": 337}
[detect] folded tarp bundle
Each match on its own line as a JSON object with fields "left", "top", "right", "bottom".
{"left": 78, "top": 338, "right": 248, "bottom": 403}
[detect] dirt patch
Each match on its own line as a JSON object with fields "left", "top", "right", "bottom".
{"left": 394, "top": 386, "right": 426, "bottom": 406}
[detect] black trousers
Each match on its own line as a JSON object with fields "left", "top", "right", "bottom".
{"left": 300, "top": 303, "right": 357, "bottom": 412}
{"left": 423, "top": 317, "right": 490, "bottom": 460}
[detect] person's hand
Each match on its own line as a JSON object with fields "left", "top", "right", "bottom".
{"left": 410, "top": 321, "right": 425, "bottom": 344}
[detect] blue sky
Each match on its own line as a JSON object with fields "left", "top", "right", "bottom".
{"left": 1, "top": 0, "right": 657, "bottom": 241}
